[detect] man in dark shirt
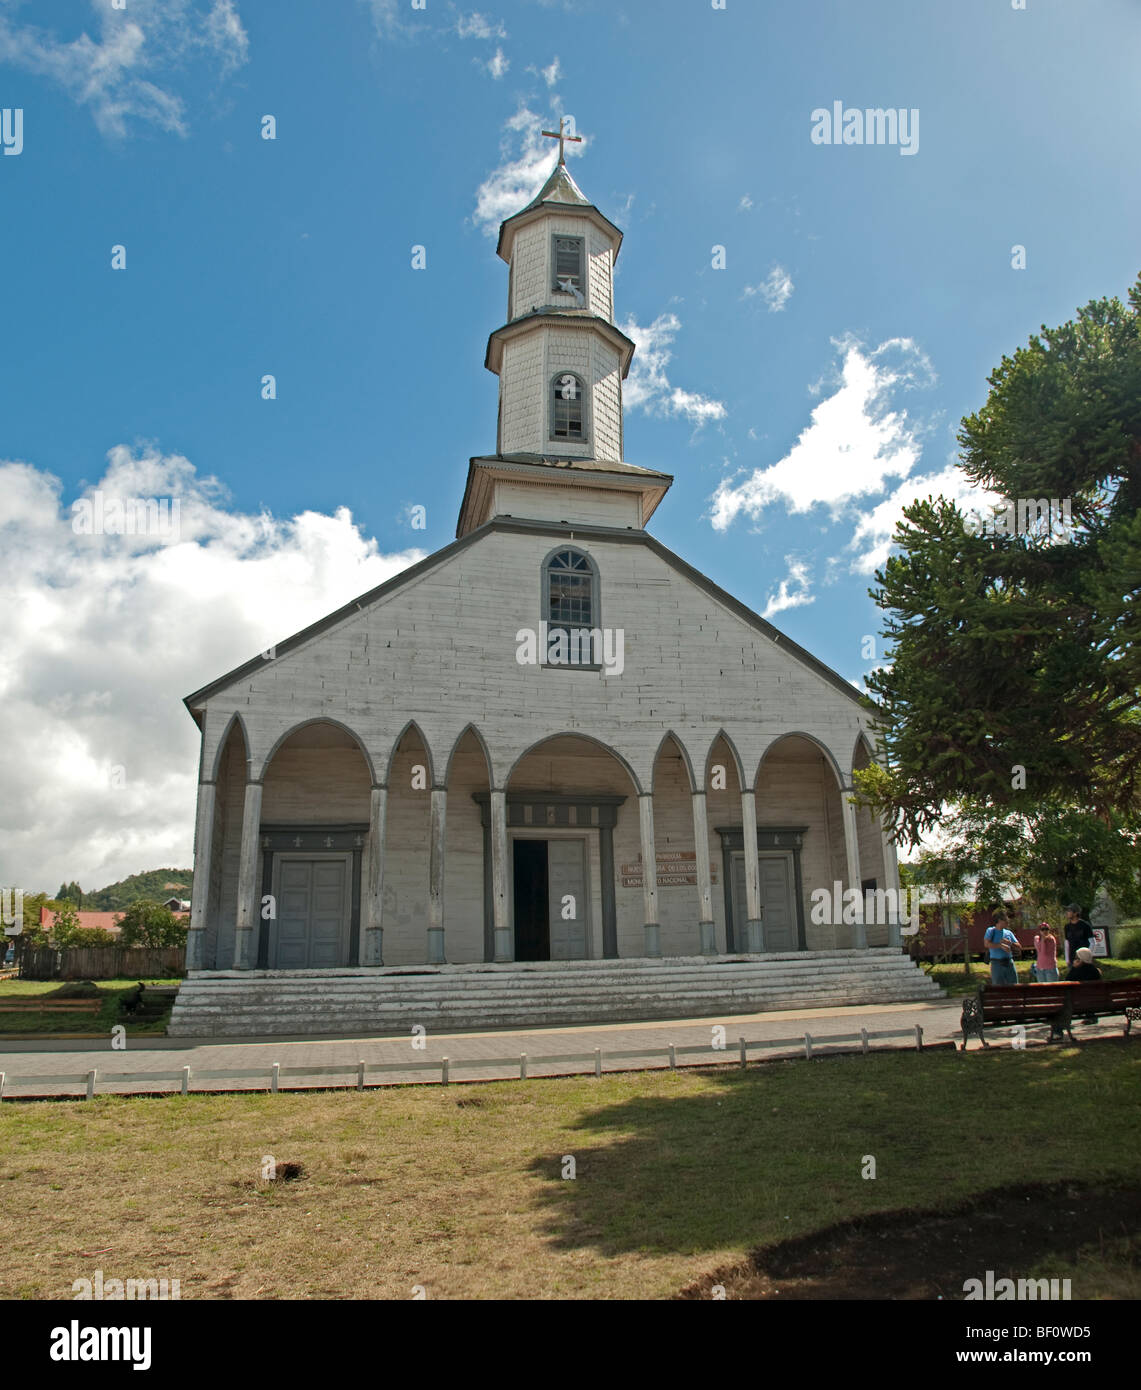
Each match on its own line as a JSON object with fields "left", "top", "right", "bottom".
{"left": 1063, "top": 904, "right": 1094, "bottom": 966}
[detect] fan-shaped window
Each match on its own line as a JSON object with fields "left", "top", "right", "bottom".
{"left": 550, "top": 372, "right": 586, "bottom": 442}
{"left": 545, "top": 548, "right": 596, "bottom": 629}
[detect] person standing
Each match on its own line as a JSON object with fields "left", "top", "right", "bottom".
{"left": 1063, "top": 904, "right": 1094, "bottom": 967}
{"left": 1033, "top": 923, "right": 1060, "bottom": 982}
{"left": 984, "top": 910, "right": 1019, "bottom": 986}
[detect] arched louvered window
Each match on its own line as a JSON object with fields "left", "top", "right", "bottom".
{"left": 550, "top": 372, "right": 586, "bottom": 442}
{"left": 545, "top": 548, "right": 597, "bottom": 631}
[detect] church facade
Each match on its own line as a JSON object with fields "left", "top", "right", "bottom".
{"left": 182, "top": 154, "right": 905, "bottom": 984}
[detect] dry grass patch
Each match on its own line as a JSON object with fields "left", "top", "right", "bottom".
{"left": 1, "top": 1046, "right": 1139, "bottom": 1300}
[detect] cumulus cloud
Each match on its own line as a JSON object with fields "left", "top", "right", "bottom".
{"left": 743, "top": 264, "right": 794, "bottom": 313}
{"left": 846, "top": 462, "right": 1004, "bottom": 575}
{"left": 456, "top": 11, "right": 507, "bottom": 39}
{"left": 738, "top": 194, "right": 753, "bottom": 211}
{"left": 0, "top": 0, "right": 248, "bottom": 138}
{"left": 762, "top": 557, "right": 813, "bottom": 619}
{"left": 473, "top": 103, "right": 585, "bottom": 233}
{"left": 710, "top": 336, "right": 934, "bottom": 531}
{"left": 620, "top": 313, "right": 727, "bottom": 426}
{"left": 0, "top": 447, "right": 425, "bottom": 892}
{"left": 483, "top": 45, "right": 509, "bottom": 78}
{"left": 538, "top": 56, "right": 561, "bottom": 86}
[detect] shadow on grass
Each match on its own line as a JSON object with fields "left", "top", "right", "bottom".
{"left": 524, "top": 1047, "right": 1141, "bottom": 1270}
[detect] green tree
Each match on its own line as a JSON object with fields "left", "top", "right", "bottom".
{"left": 55, "top": 880, "right": 84, "bottom": 907}
{"left": 48, "top": 902, "right": 84, "bottom": 948}
{"left": 115, "top": 900, "right": 187, "bottom": 948}
{"left": 857, "top": 276, "right": 1141, "bottom": 847}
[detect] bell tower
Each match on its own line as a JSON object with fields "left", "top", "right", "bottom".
{"left": 457, "top": 125, "right": 672, "bottom": 538}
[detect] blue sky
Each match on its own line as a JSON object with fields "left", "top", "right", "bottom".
{"left": 2, "top": 0, "right": 1139, "bottom": 889}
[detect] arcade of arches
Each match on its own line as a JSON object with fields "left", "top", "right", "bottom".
{"left": 189, "top": 717, "right": 902, "bottom": 971}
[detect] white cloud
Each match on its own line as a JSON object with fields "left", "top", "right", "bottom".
{"left": 484, "top": 45, "right": 509, "bottom": 78}
{"left": 762, "top": 558, "right": 813, "bottom": 619}
{"left": 620, "top": 313, "right": 727, "bottom": 426}
{"left": 710, "top": 336, "right": 934, "bottom": 530}
{"left": 846, "top": 463, "right": 1003, "bottom": 575}
{"left": 359, "top": 0, "right": 403, "bottom": 37}
{"left": 738, "top": 194, "right": 753, "bottom": 211}
{"left": 540, "top": 56, "right": 560, "bottom": 86}
{"left": 0, "top": 447, "right": 425, "bottom": 892}
{"left": 456, "top": 11, "right": 508, "bottom": 39}
{"left": 473, "top": 103, "right": 585, "bottom": 234}
{"left": 743, "top": 264, "right": 794, "bottom": 313}
{"left": 0, "top": 0, "right": 249, "bottom": 138}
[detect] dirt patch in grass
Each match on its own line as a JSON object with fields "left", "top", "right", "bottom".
{"left": 678, "top": 1179, "right": 1141, "bottom": 1300}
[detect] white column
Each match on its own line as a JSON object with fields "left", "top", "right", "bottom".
{"left": 882, "top": 820, "right": 904, "bottom": 948}
{"left": 360, "top": 786, "right": 387, "bottom": 966}
{"left": 637, "top": 793, "right": 660, "bottom": 957}
{"left": 840, "top": 790, "right": 867, "bottom": 949}
{"left": 691, "top": 790, "right": 716, "bottom": 954}
{"left": 427, "top": 787, "right": 447, "bottom": 964}
{"left": 233, "top": 780, "right": 263, "bottom": 970}
{"left": 186, "top": 781, "right": 215, "bottom": 971}
{"left": 490, "top": 789, "right": 511, "bottom": 962}
{"left": 740, "top": 788, "right": 764, "bottom": 952}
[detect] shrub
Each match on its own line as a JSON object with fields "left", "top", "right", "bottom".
{"left": 1112, "top": 927, "right": 1141, "bottom": 960}
{"left": 48, "top": 980, "right": 100, "bottom": 998}
{"left": 115, "top": 900, "right": 187, "bottom": 948}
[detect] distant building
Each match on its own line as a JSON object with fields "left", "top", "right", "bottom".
{"left": 39, "top": 908, "right": 122, "bottom": 935}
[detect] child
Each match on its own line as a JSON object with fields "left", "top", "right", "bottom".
{"left": 1033, "top": 923, "right": 1060, "bottom": 982}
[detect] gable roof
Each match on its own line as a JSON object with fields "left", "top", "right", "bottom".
{"left": 183, "top": 517, "right": 874, "bottom": 721}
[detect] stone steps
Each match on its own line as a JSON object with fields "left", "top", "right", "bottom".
{"left": 167, "top": 951, "right": 943, "bottom": 1037}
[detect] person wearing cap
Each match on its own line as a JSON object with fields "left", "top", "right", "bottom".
{"left": 1063, "top": 904, "right": 1094, "bottom": 966}
{"left": 1067, "top": 945, "right": 1101, "bottom": 983}
{"left": 983, "top": 910, "right": 1019, "bottom": 986}
{"left": 1033, "top": 922, "right": 1060, "bottom": 982}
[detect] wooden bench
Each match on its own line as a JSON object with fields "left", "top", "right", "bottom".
{"left": 961, "top": 978, "right": 1141, "bottom": 1049}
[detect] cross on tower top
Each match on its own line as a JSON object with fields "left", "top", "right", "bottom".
{"left": 541, "top": 117, "right": 582, "bottom": 166}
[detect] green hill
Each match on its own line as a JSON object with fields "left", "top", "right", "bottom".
{"left": 83, "top": 868, "right": 194, "bottom": 911}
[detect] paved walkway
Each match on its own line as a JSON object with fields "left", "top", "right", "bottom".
{"left": 0, "top": 997, "right": 1120, "bottom": 1098}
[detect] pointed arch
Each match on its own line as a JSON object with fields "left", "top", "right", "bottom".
{"left": 504, "top": 731, "right": 643, "bottom": 794}
{"left": 651, "top": 731, "right": 696, "bottom": 794}
{"left": 445, "top": 723, "right": 495, "bottom": 787}
{"left": 385, "top": 719, "right": 435, "bottom": 787}
{"left": 852, "top": 729, "right": 879, "bottom": 775}
{"left": 208, "top": 712, "right": 251, "bottom": 783}
{"left": 258, "top": 717, "right": 377, "bottom": 785}
{"left": 703, "top": 728, "right": 745, "bottom": 795}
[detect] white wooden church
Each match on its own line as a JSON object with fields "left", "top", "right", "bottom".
{"left": 171, "top": 140, "right": 936, "bottom": 1036}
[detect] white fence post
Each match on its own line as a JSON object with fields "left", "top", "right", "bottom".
{"left": 271, "top": 1062, "right": 280, "bottom": 1094}
{"left": 915, "top": 1025, "right": 924, "bottom": 1050}
{"left": 441, "top": 1057, "right": 449, "bottom": 1085}
{"left": 357, "top": 1060, "right": 366, "bottom": 1091}
{"left": 668, "top": 1044, "right": 676, "bottom": 1070}
{"left": 519, "top": 1053, "right": 527, "bottom": 1081}
{"left": 0, "top": 1072, "right": 5, "bottom": 1099}
{"left": 860, "top": 1028, "right": 869, "bottom": 1054}
{"left": 85, "top": 1069, "right": 96, "bottom": 1100}
{"left": 594, "top": 1048, "right": 602, "bottom": 1078}
{"left": 180, "top": 1066, "right": 190, "bottom": 1097}
{"left": 804, "top": 1033, "right": 813, "bottom": 1060}
{"left": 738, "top": 1037, "right": 747, "bottom": 1069}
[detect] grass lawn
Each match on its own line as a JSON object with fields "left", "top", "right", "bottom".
{"left": 0, "top": 979, "right": 177, "bottom": 1036}
{"left": 925, "top": 956, "right": 1141, "bottom": 997}
{"left": 1, "top": 1044, "right": 1138, "bottom": 1300}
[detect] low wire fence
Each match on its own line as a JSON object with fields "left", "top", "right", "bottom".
{"left": 0, "top": 1024, "right": 931, "bottom": 1100}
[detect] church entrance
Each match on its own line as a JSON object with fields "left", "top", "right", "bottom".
{"left": 511, "top": 837, "right": 589, "bottom": 961}
{"left": 729, "top": 851, "right": 797, "bottom": 953}
{"left": 268, "top": 854, "right": 353, "bottom": 968}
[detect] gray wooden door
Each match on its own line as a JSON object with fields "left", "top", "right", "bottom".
{"left": 731, "top": 851, "right": 797, "bottom": 952}
{"left": 547, "top": 839, "right": 588, "bottom": 960}
{"left": 273, "top": 857, "right": 350, "bottom": 968}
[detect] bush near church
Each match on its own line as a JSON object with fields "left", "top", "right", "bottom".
{"left": 115, "top": 900, "right": 188, "bottom": 949}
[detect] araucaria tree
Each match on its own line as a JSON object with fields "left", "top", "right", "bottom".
{"left": 856, "top": 276, "right": 1141, "bottom": 885}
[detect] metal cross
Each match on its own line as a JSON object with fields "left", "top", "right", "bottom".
{"left": 324, "top": 836, "right": 334, "bottom": 848}
{"left": 354, "top": 835, "right": 364, "bottom": 848}
{"left": 293, "top": 836, "right": 302, "bottom": 848}
{"left": 541, "top": 117, "right": 582, "bottom": 166}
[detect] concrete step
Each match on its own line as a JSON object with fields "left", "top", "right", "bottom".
{"left": 168, "top": 951, "right": 943, "bottom": 1037}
